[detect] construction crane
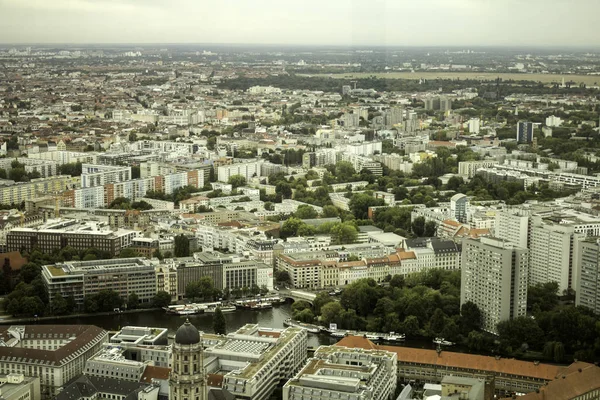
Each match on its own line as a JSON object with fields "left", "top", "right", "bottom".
{"left": 49, "top": 192, "right": 63, "bottom": 219}
{"left": 17, "top": 211, "right": 25, "bottom": 227}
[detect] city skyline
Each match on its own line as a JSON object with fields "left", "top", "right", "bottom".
{"left": 1, "top": 0, "right": 599, "bottom": 47}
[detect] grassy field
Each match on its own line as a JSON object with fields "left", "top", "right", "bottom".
{"left": 305, "top": 72, "right": 600, "bottom": 86}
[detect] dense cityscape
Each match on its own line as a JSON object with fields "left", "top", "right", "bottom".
{"left": 1, "top": 28, "right": 600, "bottom": 400}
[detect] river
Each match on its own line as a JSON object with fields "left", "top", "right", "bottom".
{"left": 23, "top": 302, "right": 447, "bottom": 352}
{"left": 29, "top": 303, "right": 338, "bottom": 348}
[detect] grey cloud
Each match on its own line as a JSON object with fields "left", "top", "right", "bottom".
{"left": 0, "top": 0, "right": 598, "bottom": 46}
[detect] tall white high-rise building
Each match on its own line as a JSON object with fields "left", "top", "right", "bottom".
{"left": 461, "top": 237, "right": 528, "bottom": 334}
{"left": 575, "top": 238, "right": 600, "bottom": 315}
{"left": 529, "top": 218, "right": 583, "bottom": 293}
{"left": 468, "top": 118, "right": 481, "bottom": 134}
{"left": 494, "top": 209, "right": 530, "bottom": 249}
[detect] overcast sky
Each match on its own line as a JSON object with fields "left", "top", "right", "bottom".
{"left": 0, "top": 0, "right": 599, "bottom": 47}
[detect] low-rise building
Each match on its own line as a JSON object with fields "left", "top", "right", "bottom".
{"left": 42, "top": 258, "right": 157, "bottom": 309}
{"left": 283, "top": 344, "right": 397, "bottom": 400}
{"left": 337, "top": 336, "right": 561, "bottom": 396}
{"left": 7, "top": 219, "right": 139, "bottom": 256}
{"left": 0, "top": 374, "right": 40, "bottom": 400}
{"left": 0, "top": 325, "right": 108, "bottom": 399}
{"left": 171, "top": 321, "right": 308, "bottom": 400}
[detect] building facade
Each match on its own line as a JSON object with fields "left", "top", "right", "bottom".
{"left": 0, "top": 325, "right": 108, "bottom": 399}
{"left": 575, "top": 238, "right": 600, "bottom": 315}
{"left": 42, "top": 258, "right": 157, "bottom": 309}
{"left": 283, "top": 345, "right": 397, "bottom": 400}
{"left": 460, "top": 237, "right": 528, "bottom": 334}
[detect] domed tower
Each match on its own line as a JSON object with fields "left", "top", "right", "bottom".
{"left": 170, "top": 319, "right": 207, "bottom": 400}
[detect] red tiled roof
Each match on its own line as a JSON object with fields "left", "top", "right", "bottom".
{"left": 501, "top": 362, "right": 600, "bottom": 400}
{"left": 0, "top": 325, "right": 107, "bottom": 366}
{"left": 140, "top": 365, "right": 170, "bottom": 383}
{"left": 207, "top": 373, "right": 224, "bottom": 387}
{"left": 336, "top": 336, "right": 560, "bottom": 381}
{"left": 336, "top": 335, "right": 377, "bottom": 350}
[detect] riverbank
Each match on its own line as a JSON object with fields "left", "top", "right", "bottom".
{"left": 0, "top": 307, "right": 162, "bottom": 325}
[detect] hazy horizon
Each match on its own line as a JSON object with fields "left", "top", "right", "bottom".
{"left": 1, "top": 0, "right": 599, "bottom": 48}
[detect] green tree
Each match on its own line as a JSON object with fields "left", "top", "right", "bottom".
{"left": 174, "top": 234, "right": 190, "bottom": 257}
{"left": 94, "top": 290, "right": 123, "bottom": 312}
{"left": 553, "top": 342, "right": 565, "bottom": 363}
{"left": 389, "top": 275, "right": 405, "bottom": 288}
{"left": 527, "top": 282, "right": 559, "bottom": 313}
{"left": 276, "top": 182, "right": 293, "bottom": 199}
{"left": 411, "top": 216, "right": 426, "bottom": 237}
{"left": 213, "top": 307, "right": 227, "bottom": 335}
{"left": 446, "top": 176, "right": 465, "bottom": 191}
{"left": 429, "top": 308, "right": 447, "bottom": 336}
{"left": 402, "top": 315, "right": 420, "bottom": 337}
{"left": 276, "top": 270, "right": 292, "bottom": 285}
{"left": 321, "top": 205, "right": 339, "bottom": 218}
{"left": 49, "top": 294, "right": 69, "bottom": 316}
{"left": 349, "top": 193, "right": 385, "bottom": 220}
{"left": 280, "top": 217, "right": 304, "bottom": 239}
{"left": 152, "top": 291, "right": 172, "bottom": 308}
{"left": 460, "top": 301, "right": 482, "bottom": 334}
{"left": 196, "top": 276, "right": 216, "bottom": 301}
{"left": 335, "top": 161, "right": 356, "bottom": 182}
{"left": 228, "top": 175, "right": 247, "bottom": 188}
{"left": 320, "top": 302, "right": 344, "bottom": 325}
{"left": 295, "top": 205, "right": 318, "bottom": 219}
{"left": 294, "top": 308, "right": 315, "bottom": 323}
{"left": 424, "top": 221, "right": 437, "bottom": 237}
{"left": 312, "top": 292, "right": 334, "bottom": 315}
{"left": 186, "top": 281, "right": 202, "bottom": 302}
{"left": 119, "top": 247, "right": 140, "bottom": 258}
{"left": 19, "top": 263, "right": 41, "bottom": 283}
{"left": 497, "top": 316, "right": 544, "bottom": 350}
{"left": 128, "top": 293, "right": 139, "bottom": 310}
{"left": 330, "top": 222, "right": 358, "bottom": 245}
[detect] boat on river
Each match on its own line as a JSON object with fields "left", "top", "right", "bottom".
{"left": 164, "top": 304, "right": 201, "bottom": 315}
{"left": 249, "top": 302, "right": 273, "bottom": 310}
{"left": 433, "top": 337, "right": 454, "bottom": 346}
{"left": 235, "top": 296, "right": 284, "bottom": 307}
{"left": 326, "top": 329, "right": 406, "bottom": 343}
{"left": 283, "top": 318, "right": 322, "bottom": 334}
{"left": 204, "top": 305, "right": 236, "bottom": 313}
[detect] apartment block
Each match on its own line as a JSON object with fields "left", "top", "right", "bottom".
{"left": 494, "top": 209, "right": 530, "bottom": 249}
{"left": 217, "top": 160, "right": 263, "bottom": 182}
{"left": 460, "top": 237, "right": 528, "bottom": 334}
{"left": 575, "top": 238, "right": 600, "bottom": 315}
{"left": 529, "top": 218, "right": 583, "bottom": 292}
{"left": 458, "top": 160, "right": 498, "bottom": 178}
{"left": 80, "top": 163, "right": 132, "bottom": 187}
{"left": 0, "top": 175, "right": 79, "bottom": 206}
